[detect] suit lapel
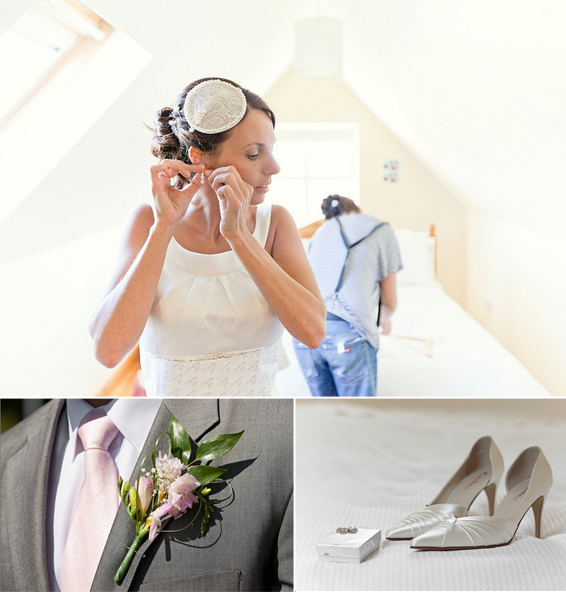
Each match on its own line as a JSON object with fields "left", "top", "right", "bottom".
{"left": 4, "top": 399, "right": 65, "bottom": 592}
{"left": 91, "top": 398, "right": 219, "bottom": 591}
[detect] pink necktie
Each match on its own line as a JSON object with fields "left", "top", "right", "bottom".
{"left": 62, "top": 409, "right": 120, "bottom": 592}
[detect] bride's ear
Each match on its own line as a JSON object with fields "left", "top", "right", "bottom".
{"left": 188, "top": 146, "right": 205, "bottom": 165}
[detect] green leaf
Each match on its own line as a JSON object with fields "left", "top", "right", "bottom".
{"left": 201, "top": 505, "right": 211, "bottom": 536}
{"left": 121, "top": 481, "right": 130, "bottom": 504}
{"left": 196, "top": 430, "right": 244, "bottom": 462}
{"left": 169, "top": 416, "right": 191, "bottom": 465}
{"left": 187, "top": 465, "right": 226, "bottom": 487}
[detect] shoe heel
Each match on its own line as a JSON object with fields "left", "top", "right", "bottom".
{"left": 531, "top": 495, "right": 545, "bottom": 538}
{"left": 484, "top": 482, "right": 496, "bottom": 516}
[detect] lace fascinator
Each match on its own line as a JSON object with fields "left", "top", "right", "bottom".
{"left": 183, "top": 79, "right": 247, "bottom": 134}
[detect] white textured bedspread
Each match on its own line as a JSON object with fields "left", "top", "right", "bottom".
{"left": 295, "top": 399, "right": 566, "bottom": 591}
{"left": 379, "top": 282, "right": 550, "bottom": 397}
{"left": 277, "top": 281, "right": 550, "bottom": 397}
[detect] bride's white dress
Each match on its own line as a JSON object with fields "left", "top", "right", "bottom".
{"left": 139, "top": 202, "right": 286, "bottom": 397}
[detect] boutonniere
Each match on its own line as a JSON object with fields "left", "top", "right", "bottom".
{"left": 114, "top": 416, "right": 244, "bottom": 584}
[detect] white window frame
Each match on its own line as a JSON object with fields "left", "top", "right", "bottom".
{"left": 270, "top": 122, "right": 360, "bottom": 228}
{"left": 0, "top": 0, "right": 113, "bottom": 141}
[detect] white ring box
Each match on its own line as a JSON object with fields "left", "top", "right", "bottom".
{"left": 317, "top": 528, "right": 381, "bottom": 563}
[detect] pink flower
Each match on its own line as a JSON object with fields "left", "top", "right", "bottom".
{"left": 156, "top": 452, "right": 183, "bottom": 478}
{"left": 136, "top": 476, "right": 153, "bottom": 516}
{"left": 166, "top": 473, "right": 201, "bottom": 518}
{"left": 148, "top": 505, "right": 168, "bottom": 541}
{"left": 155, "top": 452, "right": 183, "bottom": 491}
{"left": 147, "top": 473, "right": 201, "bottom": 541}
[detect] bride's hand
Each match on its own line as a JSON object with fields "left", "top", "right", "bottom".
{"left": 150, "top": 159, "right": 204, "bottom": 227}
{"left": 207, "top": 166, "right": 254, "bottom": 241}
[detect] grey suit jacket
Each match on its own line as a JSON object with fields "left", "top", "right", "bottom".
{"left": 0, "top": 398, "right": 293, "bottom": 592}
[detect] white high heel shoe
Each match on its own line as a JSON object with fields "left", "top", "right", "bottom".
{"left": 411, "top": 446, "right": 552, "bottom": 550}
{"left": 386, "top": 436, "right": 504, "bottom": 540}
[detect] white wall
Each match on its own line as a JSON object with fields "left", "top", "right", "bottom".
{"left": 467, "top": 211, "right": 566, "bottom": 396}
{"left": 342, "top": 0, "right": 566, "bottom": 239}
{"left": 265, "top": 71, "right": 468, "bottom": 305}
{"left": 0, "top": 228, "right": 121, "bottom": 397}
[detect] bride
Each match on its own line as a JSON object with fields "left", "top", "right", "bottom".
{"left": 90, "top": 77, "right": 326, "bottom": 397}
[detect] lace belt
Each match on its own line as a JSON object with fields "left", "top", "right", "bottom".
{"left": 140, "top": 340, "right": 287, "bottom": 398}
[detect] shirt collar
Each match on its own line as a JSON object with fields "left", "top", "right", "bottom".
{"left": 66, "top": 398, "right": 162, "bottom": 458}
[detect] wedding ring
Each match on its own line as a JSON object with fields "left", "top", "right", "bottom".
{"left": 336, "top": 526, "right": 358, "bottom": 534}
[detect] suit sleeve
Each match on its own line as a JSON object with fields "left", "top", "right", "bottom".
{"left": 274, "top": 490, "right": 293, "bottom": 591}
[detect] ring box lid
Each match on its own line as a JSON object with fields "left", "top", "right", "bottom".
{"left": 317, "top": 528, "right": 381, "bottom": 563}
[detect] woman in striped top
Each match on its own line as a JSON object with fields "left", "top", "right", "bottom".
{"left": 294, "top": 195, "right": 402, "bottom": 396}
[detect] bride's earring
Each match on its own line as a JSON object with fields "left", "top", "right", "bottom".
{"left": 201, "top": 170, "right": 206, "bottom": 184}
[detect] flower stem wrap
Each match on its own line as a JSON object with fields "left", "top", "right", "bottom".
{"left": 114, "top": 529, "right": 149, "bottom": 584}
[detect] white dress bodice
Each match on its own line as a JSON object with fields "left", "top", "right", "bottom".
{"left": 139, "top": 202, "right": 285, "bottom": 397}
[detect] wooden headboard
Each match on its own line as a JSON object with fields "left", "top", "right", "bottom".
{"left": 299, "top": 220, "right": 438, "bottom": 278}
{"left": 299, "top": 219, "right": 324, "bottom": 239}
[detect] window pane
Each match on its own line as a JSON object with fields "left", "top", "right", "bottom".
{"left": 271, "top": 179, "right": 308, "bottom": 226}
{"left": 309, "top": 139, "right": 357, "bottom": 179}
{"left": 0, "top": 9, "right": 77, "bottom": 120}
{"left": 307, "top": 140, "right": 347, "bottom": 177}
{"left": 273, "top": 141, "right": 306, "bottom": 176}
{"left": 269, "top": 123, "right": 359, "bottom": 228}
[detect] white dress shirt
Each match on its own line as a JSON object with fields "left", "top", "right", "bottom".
{"left": 46, "top": 398, "right": 162, "bottom": 592}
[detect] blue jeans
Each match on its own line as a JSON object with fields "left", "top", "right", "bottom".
{"left": 293, "top": 320, "right": 377, "bottom": 397}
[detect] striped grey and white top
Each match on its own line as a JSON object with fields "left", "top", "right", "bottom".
{"left": 307, "top": 214, "right": 403, "bottom": 350}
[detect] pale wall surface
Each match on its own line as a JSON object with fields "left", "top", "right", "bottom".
{"left": 265, "top": 72, "right": 467, "bottom": 305}
{"left": 467, "top": 211, "right": 566, "bottom": 396}
{"left": 0, "top": 228, "right": 120, "bottom": 398}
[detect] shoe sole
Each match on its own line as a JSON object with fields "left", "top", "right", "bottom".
{"left": 410, "top": 540, "right": 514, "bottom": 550}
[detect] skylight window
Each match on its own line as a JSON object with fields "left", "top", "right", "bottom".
{"left": 0, "top": 0, "right": 154, "bottom": 226}
{"left": 0, "top": 10, "right": 77, "bottom": 121}
{"left": 0, "top": 0, "right": 111, "bottom": 133}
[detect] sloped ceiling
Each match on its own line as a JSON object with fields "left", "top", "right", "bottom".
{"left": 340, "top": 0, "right": 566, "bottom": 237}
{"left": 1, "top": 0, "right": 564, "bottom": 263}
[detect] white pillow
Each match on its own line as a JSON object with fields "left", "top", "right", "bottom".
{"left": 394, "top": 229, "right": 436, "bottom": 284}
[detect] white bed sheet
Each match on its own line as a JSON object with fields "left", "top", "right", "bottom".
{"left": 295, "top": 399, "right": 566, "bottom": 591}
{"left": 276, "top": 281, "right": 550, "bottom": 398}
{"left": 379, "top": 281, "right": 550, "bottom": 398}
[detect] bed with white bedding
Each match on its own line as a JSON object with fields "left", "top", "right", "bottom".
{"left": 294, "top": 399, "right": 566, "bottom": 591}
{"left": 378, "top": 280, "right": 549, "bottom": 397}
{"left": 276, "top": 228, "right": 550, "bottom": 398}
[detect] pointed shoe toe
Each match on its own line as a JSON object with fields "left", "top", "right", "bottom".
{"left": 385, "top": 523, "right": 414, "bottom": 540}
{"left": 387, "top": 436, "right": 504, "bottom": 541}
{"left": 386, "top": 504, "right": 467, "bottom": 540}
{"left": 411, "top": 446, "right": 552, "bottom": 551}
{"left": 411, "top": 516, "right": 516, "bottom": 550}
{"left": 410, "top": 515, "right": 457, "bottom": 549}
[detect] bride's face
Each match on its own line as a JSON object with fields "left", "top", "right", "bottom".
{"left": 207, "top": 109, "right": 281, "bottom": 204}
